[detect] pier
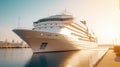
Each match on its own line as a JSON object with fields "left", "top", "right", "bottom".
{"left": 96, "top": 45, "right": 120, "bottom": 67}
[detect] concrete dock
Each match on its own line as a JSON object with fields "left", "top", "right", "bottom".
{"left": 96, "top": 49, "right": 120, "bottom": 67}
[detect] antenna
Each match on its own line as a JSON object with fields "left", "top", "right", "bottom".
{"left": 62, "top": 9, "right": 67, "bottom": 15}
{"left": 118, "top": 0, "right": 120, "bottom": 10}
{"left": 17, "top": 17, "right": 20, "bottom": 29}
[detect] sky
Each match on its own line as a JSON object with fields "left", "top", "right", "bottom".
{"left": 0, "top": 0, "right": 120, "bottom": 44}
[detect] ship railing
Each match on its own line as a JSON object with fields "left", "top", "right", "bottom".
{"left": 16, "top": 27, "right": 33, "bottom": 30}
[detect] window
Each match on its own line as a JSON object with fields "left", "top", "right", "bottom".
{"left": 38, "top": 17, "right": 73, "bottom": 22}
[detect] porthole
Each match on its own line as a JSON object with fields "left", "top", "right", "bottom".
{"left": 40, "top": 33, "right": 43, "bottom": 36}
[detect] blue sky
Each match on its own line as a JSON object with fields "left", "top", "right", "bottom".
{"left": 0, "top": 0, "right": 120, "bottom": 44}
{"left": 0, "top": 0, "right": 65, "bottom": 28}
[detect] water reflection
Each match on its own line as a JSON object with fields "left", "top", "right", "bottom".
{"left": 0, "top": 48, "right": 33, "bottom": 67}
{"left": 25, "top": 50, "right": 98, "bottom": 67}
{"left": 25, "top": 54, "right": 47, "bottom": 67}
{"left": 0, "top": 49, "right": 99, "bottom": 67}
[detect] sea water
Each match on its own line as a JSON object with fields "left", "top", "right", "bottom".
{"left": 0, "top": 48, "right": 99, "bottom": 67}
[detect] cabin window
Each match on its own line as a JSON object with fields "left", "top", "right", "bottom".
{"left": 38, "top": 17, "right": 73, "bottom": 22}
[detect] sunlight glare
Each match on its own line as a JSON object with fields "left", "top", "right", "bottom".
{"left": 103, "top": 25, "right": 118, "bottom": 39}
{"left": 60, "top": 28, "right": 71, "bottom": 36}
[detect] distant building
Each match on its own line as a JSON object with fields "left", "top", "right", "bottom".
{"left": 0, "top": 41, "right": 4, "bottom": 45}
{"left": 0, "top": 40, "right": 29, "bottom": 48}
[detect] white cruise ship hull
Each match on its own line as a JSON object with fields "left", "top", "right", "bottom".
{"left": 13, "top": 29, "right": 97, "bottom": 53}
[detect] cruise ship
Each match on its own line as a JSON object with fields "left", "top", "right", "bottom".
{"left": 13, "top": 13, "right": 97, "bottom": 53}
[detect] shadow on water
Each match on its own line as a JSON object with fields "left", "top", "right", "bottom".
{"left": 25, "top": 54, "right": 47, "bottom": 67}
{"left": 25, "top": 50, "right": 98, "bottom": 67}
{"left": 25, "top": 51, "right": 75, "bottom": 67}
